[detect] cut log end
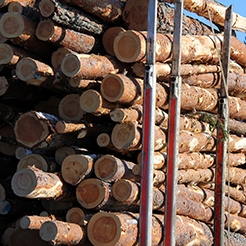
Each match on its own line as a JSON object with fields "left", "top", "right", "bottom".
{"left": 87, "top": 211, "right": 121, "bottom": 246}
{"left": 61, "top": 54, "right": 80, "bottom": 77}
{"left": 36, "top": 20, "right": 54, "bottom": 41}
{"left": 55, "top": 146, "right": 76, "bottom": 165}
{"left": 113, "top": 30, "right": 146, "bottom": 63}
{"left": 8, "top": 2, "right": 23, "bottom": 13}
{"left": 96, "top": 133, "right": 111, "bottom": 147}
{"left": 0, "top": 76, "right": 9, "bottom": 96}
{"left": 15, "top": 57, "right": 37, "bottom": 81}
{"left": 80, "top": 89, "right": 102, "bottom": 113}
{"left": 66, "top": 207, "right": 85, "bottom": 225}
{"left": 39, "top": 0, "right": 55, "bottom": 18}
{"left": 76, "top": 178, "right": 107, "bottom": 209}
{"left": 0, "top": 44, "right": 14, "bottom": 65}
{"left": 0, "top": 12, "right": 24, "bottom": 38}
{"left": 51, "top": 47, "right": 72, "bottom": 70}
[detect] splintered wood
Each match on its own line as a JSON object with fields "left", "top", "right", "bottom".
{"left": 1, "top": 0, "right": 246, "bottom": 245}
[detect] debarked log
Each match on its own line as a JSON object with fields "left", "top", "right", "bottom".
{"left": 39, "top": 0, "right": 108, "bottom": 35}
{"left": 87, "top": 211, "right": 214, "bottom": 246}
{"left": 36, "top": 20, "right": 98, "bottom": 54}
{"left": 11, "top": 166, "right": 72, "bottom": 199}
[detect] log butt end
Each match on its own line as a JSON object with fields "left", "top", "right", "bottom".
{"left": 39, "top": 0, "right": 55, "bottom": 18}
{"left": 15, "top": 58, "right": 37, "bottom": 82}
{"left": 80, "top": 89, "right": 102, "bottom": 113}
{"left": 0, "top": 12, "right": 24, "bottom": 38}
{"left": 87, "top": 211, "right": 121, "bottom": 246}
{"left": 0, "top": 44, "right": 14, "bottom": 65}
{"left": 36, "top": 20, "right": 54, "bottom": 41}
{"left": 61, "top": 54, "right": 80, "bottom": 77}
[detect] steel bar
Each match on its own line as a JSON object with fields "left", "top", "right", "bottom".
{"left": 214, "top": 5, "right": 233, "bottom": 246}
{"left": 163, "top": 0, "right": 183, "bottom": 245}
{"left": 139, "top": 1, "right": 158, "bottom": 245}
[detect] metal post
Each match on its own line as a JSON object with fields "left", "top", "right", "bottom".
{"left": 214, "top": 5, "right": 232, "bottom": 246}
{"left": 163, "top": 0, "right": 183, "bottom": 245}
{"left": 139, "top": 0, "right": 157, "bottom": 245}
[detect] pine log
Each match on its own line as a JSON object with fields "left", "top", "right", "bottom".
{"left": 229, "top": 134, "right": 246, "bottom": 153}
{"left": 39, "top": 0, "right": 107, "bottom": 35}
{"left": 61, "top": 153, "right": 99, "bottom": 185}
{"left": 0, "top": 182, "right": 5, "bottom": 200}
{"left": 20, "top": 215, "right": 53, "bottom": 230}
{"left": 61, "top": 53, "right": 125, "bottom": 79}
{"left": 102, "top": 26, "right": 125, "bottom": 56}
{"left": 69, "top": 77, "right": 101, "bottom": 90}
{"left": 36, "top": 20, "right": 97, "bottom": 54}
{"left": 14, "top": 111, "right": 58, "bottom": 148}
{"left": 16, "top": 153, "right": 57, "bottom": 172}
{"left": 55, "top": 146, "right": 76, "bottom": 165}
{"left": 58, "top": 93, "right": 84, "bottom": 122}
{"left": 0, "top": 12, "right": 55, "bottom": 58}
{"left": 80, "top": 89, "right": 116, "bottom": 115}
{"left": 165, "top": 0, "right": 246, "bottom": 33}
{"left": 0, "top": 0, "right": 36, "bottom": 8}
{"left": 111, "top": 121, "right": 166, "bottom": 152}
{"left": 87, "top": 211, "right": 214, "bottom": 246}
{"left": 122, "top": 0, "right": 214, "bottom": 35}
{"left": 8, "top": 1, "right": 23, "bottom": 13}
{"left": 51, "top": 47, "right": 72, "bottom": 70}
{"left": 114, "top": 31, "right": 246, "bottom": 68}
{"left": 62, "top": 0, "right": 124, "bottom": 22}
{"left": 94, "top": 154, "right": 140, "bottom": 182}
{"left": 65, "top": 207, "right": 85, "bottom": 226}
{"left": 11, "top": 166, "right": 71, "bottom": 199}
{"left": 55, "top": 121, "right": 86, "bottom": 134}
{"left": 96, "top": 133, "right": 115, "bottom": 149}
{"left": 39, "top": 220, "right": 85, "bottom": 245}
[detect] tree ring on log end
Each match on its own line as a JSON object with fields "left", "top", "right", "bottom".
{"left": 39, "top": 0, "right": 55, "bottom": 18}
{"left": 36, "top": 20, "right": 54, "bottom": 41}
{"left": 0, "top": 44, "right": 14, "bottom": 65}
{"left": 80, "top": 89, "right": 102, "bottom": 113}
{"left": 15, "top": 58, "right": 37, "bottom": 81}
{"left": 61, "top": 54, "right": 80, "bottom": 77}
{"left": 94, "top": 154, "right": 125, "bottom": 181}
{"left": 87, "top": 211, "right": 120, "bottom": 246}
{"left": 113, "top": 30, "right": 146, "bottom": 63}
{"left": 0, "top": 12, "right": 24, "bottom": 38}
{"left": 39, "top": 221, "right": 58, "bottom": 241}
{"left": 76, "top": 178, "right": 109, "bottom": 209}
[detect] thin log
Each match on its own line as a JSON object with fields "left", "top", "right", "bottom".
{"left": 20, "top": 215, "right": 53, "bottom": 230}
{"left": 11, "top": 166, "right": 70, "bottom": 199}
{"left": 65, "top": 207, "right": 85, "bottom": 226}
{"left": 96, "top": 133, "right": 115, "bottom": 149}
{"left": 51, "top": 47, "right": 72, "bottom": 70}
{"left": 36, "top": 20, "right": 97, "bottom": 54}
{"left": 62, "top": 0, "right": 124, "bottom": 22}
{"left": 94, "top": 154, "right": 140, "bottom": 182}
{"left": 114, "top": 31, "right": 246, "bottom": 68}
{"left": 39, "top": 220, "right": 85, "bottom": 245}
{"left": 16, "top": 153, "right": 56, "bottom": 172}
{"left": 14, "top": 111, "right": 58, "bottom": 148}
{"left": 111, "top": 121, "right": 166, "bottom": 152}
{"left": 165, "top": 0, "right": 246, "bottom": 33}
{"left": 55, "top": 121, "right": 86, "bottom": 134}
{"left": 8, "top": 1, "right": 23, "bottom": 13}
{"left": 58, "top": 94, "right": 84, "bottom": 122}
{"left": 122, "top": 0, "right": 214, "bottom": 35}
{"left": 0, "top": 12, "right": 55, "bottom": 58}
{"left": 69, "top": 77, "right": 101, "bottom": 90}
{"left": 61, "top": 53, "right": 125, "bottom": 79}
{"left": 79, "top": 89, "right": 116, "bottom": 115}
{"left": 39, "top": 0, "right": 107, "bottom": 35}
{"left": 61, "top": 153, "right": 99, "bottom": 185}
{"left": 55, "top": 146, "right": 76, "bottom": 165}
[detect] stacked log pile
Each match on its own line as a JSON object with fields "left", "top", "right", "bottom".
{"left": 1, "top": 0, "right": 246, "bottom": 245}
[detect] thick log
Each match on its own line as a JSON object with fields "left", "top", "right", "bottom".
{"left": 58, "top": 93, "right": 84, "bottom": 122}
{"left": 36, "top": 20, "right": 97, "bottom": 54}
{"left": 87, "top": 211, "right": 214, "bottom": 246}
{"left": 16, "top": 153, "right": 57, "bottom": 172}
{"left": 122, "top": 0, "right": 214, "bottom": 35}
{"left": 111, "top": 121, "right": 166, "bottom": 152}
{"left": 94, "top": 154, "right": 140, "bottom": 182}
{"left": 61, "top": 53, "right": 125, "bottom": 79}
{"left": 0, "top": 12, "right": 55, "bottom": 58}
{"left": 39, "top": 220, "right": 85, "bottom": 245}
{"left": 14, "top": 111, "right": 58, "bottom": 148}
{"left": 62, "top": 0, "right": 124, "bottom": 22}
{"left": 11, "top": 166, "right": 70, "bottom": 199}
{"left": 20, "top": 215, "right": 53, "bottom": 230}
{"left": 61, "top": 153, "right": 99, "bottom": 185}
{"left": 114, "top": 31, "right": 246, "bottom": 68}
{"left": 165, "top": 0, "right": 246, "bottom": 33}
{"left": 39, "top": 0, "right": 107, "bottom": 35}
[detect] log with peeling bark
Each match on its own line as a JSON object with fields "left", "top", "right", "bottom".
{"left": 87, "top": 211, "right": 214, "bottom": 246}
{"left": 61, "top": 53, "right": 125, "bottom": 79}
{"left": 0, "top": 12, "right": 55, "bottom": 58}
{"left": 55, "top": 121, "right": 87, "bottom": 134}
{"left": 165, "top": 0, "right": 246, "bottom": 33}
{"left": 36, "top": 20, "right": 99, "bottom": 54}
{"left": 39, "top": 219, "right": 86, "bottom": 245}
{"left": 61, "top": 153, "right": 100, "bottom": 185}
{"left": 62, "top": 0, "right": 125, "bottom": 22}
{"left": 122, "top": 0, "right": 215, "bottom": 35}
{"left": 20, "top": 215, "right": 53, "bottom": 230}
{"left": 94, "top": 154, "right": 140, "bottom": 182}
{"left": 114, "top": 30, "right": 246, "bottom": 68}
{"left": 39, "top": 0, "right": 108, "bottom": 35}
{"left": 11, "top": 166, "right": 72, "bottom": 199}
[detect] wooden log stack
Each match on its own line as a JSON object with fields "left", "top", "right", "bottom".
{"left": 1, "top": 0, "right": 246, "bottom": 245}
